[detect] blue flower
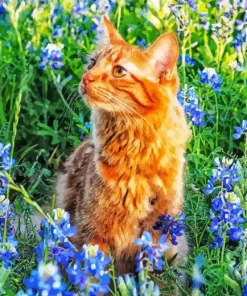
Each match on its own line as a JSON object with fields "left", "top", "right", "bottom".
{"left": 178, "top": 54, "right": 196, "bottom": 66}
{"left": 136, "top": 39, "right": 146, "bottom": 48}
{"left": 0, "top": 176, "right": 8, "bottom": 195}
{"left": 243, "top": 284, "right": 247, "bottom": 296}
{"left": 66, "top": 245, "right": 111, "bottom": 294}
{"left": 227, "top": 227, "right": 243, "bottom": 241}
{"left": 134, "top": 231, "right": 169, "bottom": 272}
{"left": 233, "top": 120, "right": 247, "bottom": 139}
{"left": 203, "top": 177, "right": 215, "bottom": 195}
{"left": 178, "top": 0, "right": 197, "bottom": 11}
{"left": 72, "top": 1, "right": 88, "bottom": 16}
{"left": 0, "top": 143, "right": 15, "bottom": 172}
{"left": 204, "top": 157, "right": 240, "bottom": 195}
{"left": 198, "top": 68, "right": 222, "bottom": 92}
{"left": 210, "top": 236, "right": 223, "bottom": 249}
{"left": 212, "top": 196, "right": 224, "bottom": 211}
{"left": 0, "top": 2, "right": 5, "bottom": 15}
{"left": 53, "top": 25, "right": 63, "bottom": 39}
{"left": 192, "top": 255, "right": 205, "bottom": 291}
{"left": 24, "top": 262, "right": 67, "bottom": 296}
{"left": 178, "top": 86, "right": 206, "bottom": 127}
{"left": 154, "top": 213, "right": 185, "bottom": 246}
{"left": 209, "top": 191, "right": 245, "bottom": 249}
{"left": 209, "top": 217, "right": 220, "bottom": 235}
{"left": 39, "top": 44, "right": 64, "bottom": 70}
{"left": 0, "top": 233, "right": 19, "bottom": 269}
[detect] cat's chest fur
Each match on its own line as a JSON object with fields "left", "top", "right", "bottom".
{"left": 91, "top": 110, "right": 185, "bottom": 221}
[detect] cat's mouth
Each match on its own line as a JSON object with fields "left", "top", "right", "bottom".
{"left": 79, "top": 83, "right": 106, "bottom": 107}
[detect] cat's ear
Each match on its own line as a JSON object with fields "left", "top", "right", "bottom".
{"left": 146, "top": 33, "right": 179, "bottom": 81}
{"left": 102, "top": 16, "right": 125, "bottom": 45}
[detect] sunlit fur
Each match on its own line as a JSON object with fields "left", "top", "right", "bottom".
{"left": 56, "top": 16, "right": 190, "bottom": 275}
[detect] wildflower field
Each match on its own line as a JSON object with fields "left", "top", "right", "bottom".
{"left": 0, "top": 0, "right": 247, "bottom": 295}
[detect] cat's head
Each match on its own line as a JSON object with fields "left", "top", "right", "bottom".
{"left": 80, "top": 16, "right": 179, "bottom": 115}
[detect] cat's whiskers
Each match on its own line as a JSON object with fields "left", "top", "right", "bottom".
{"left": 95, "top": 89, "right": 145, "bottom": 135}
{"left": 58, "top": 91, "right": 80, "bottom": 128}
{"left": 97, "top": 88, "right": 158, "bottom": 136}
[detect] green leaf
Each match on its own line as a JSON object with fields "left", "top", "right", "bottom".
{"left": 223, "top": 274, "right": 242, "bottom": 296}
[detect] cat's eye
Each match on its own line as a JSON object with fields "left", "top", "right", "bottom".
{"left": 112, "top": 65, "right": 127, "bottom": 78}
{"left": 87, "top": 58, "right": 96, "bottom": 70}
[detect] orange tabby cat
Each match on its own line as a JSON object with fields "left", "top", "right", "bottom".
{"left": 56, "top": 16, "right": 190, "bottom": 274}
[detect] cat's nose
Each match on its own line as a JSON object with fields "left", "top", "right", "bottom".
{"left": 83, "top": 73, "right": 95, "bottom": 86}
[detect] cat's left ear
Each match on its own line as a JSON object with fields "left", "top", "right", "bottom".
{"left": 102, "top": 16, "right": 126, "bottom": 45}
{"left": 146, "top": 32, "right": 179, "bottom": 81}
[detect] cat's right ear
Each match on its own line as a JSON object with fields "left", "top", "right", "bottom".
{"left": 102, "top": 16, "right": 126, "bottom": 45}
{"left": 146, "top": 32, "right": 179, "bottom": 81}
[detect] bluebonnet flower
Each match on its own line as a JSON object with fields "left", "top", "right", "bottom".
{"left": 0, "top": 2, "right": 5, "bottom": 15}
{"left": 0, "top": 233, "right": 19, "bottom": 269}
{"left": 134, "top": 231, "right": 169, "bottom": 272}
{"left": 154, "top": 213, "right": 185, "bottom": 245}
{"left": 53, "top": 25, "right": 63, "bottom": 39}
{"left": 0, "top": 143, "right": 15, "bottom": 172}
{"left": 192, "top": 255, "right": 205, "bottom": 291}
{"left": 66, "top": 244, "right": 111, "bottom": 294}
{"left": 227, "top": 227, "right": 243, "bottom": 241}
{"left": 243, "top": 284, "right": 247, "bottom": 296}
{"left": 198, "top": 13, "right": 210, "bottom": 30}
{"left": 178, "top": 0, "right": 197, "bottom": 11}
{"left": 24, "top": 262, "right": 67, "bottom": 296}
{"left": 39, "top": 44, "right": 64, "bottom": 70}
{"left": 136, "top": 39, "right": 146, "bottom": 48}
{"left": 0, "top": 176, "right": 8, "bottom": 195}
{"left": 233, "top": 120, "right": 247, "bottom": 139}
{"left": 178, "top": 86, "right": 206, "bottom": 126}
{"left": 209, "top": 191, "right": 245, "bottom": 249}
{"left": 51, "top": 4, "right": 63, "bottom": 24}
{"left": 179, "top": 54, "right": 196, "bottom": 66}
{"left": 37, "top": 208, "right": 76, "bottom": 252}
{"left": 36, "top": 208, "right": 111, "bottom": 294}
{"left": 203, "top": 157, "right": 240, "bottom": 195}
{"left": 73, "top": 1, "right": 88, "bottom": 16}
{"left": 79, "top": 121, "right": 92, "bottom": 141}
{"left": 198, "top": 68, "right": 222, "bottom": 92}
{"left": 0, "top": 196, "right": 19, "bottom": 268}
{"left": 233, "top": 33, "right": 245, "bottom": 52}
